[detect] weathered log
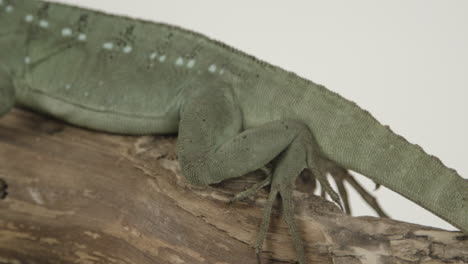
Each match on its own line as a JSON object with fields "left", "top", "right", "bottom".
{"left": 0, "top": 108, "right": 467, "bottom": 264}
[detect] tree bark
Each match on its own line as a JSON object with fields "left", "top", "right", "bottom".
{"left": 0, "top": 108, "right": 467, "bottom": 264}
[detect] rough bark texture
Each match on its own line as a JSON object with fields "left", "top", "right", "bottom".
{"left": 0, "top": 108, "right": 467, "bottom": 264}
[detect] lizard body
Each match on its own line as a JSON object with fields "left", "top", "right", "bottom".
{"left": 1, "top": 1, "right": 467, "bottom": 262}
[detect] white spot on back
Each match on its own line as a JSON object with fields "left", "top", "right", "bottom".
{"left": 77, "top": 33, "right": 87, "bottom": 41}
{"left": 122, "top": 45, "right": 133, "bottom": 53}
{"left": 159, "top": 55, "right": 166, "bottom": 62}
{"left": 39, "top": 20, "right": 49, "bottom": 28}
{"left": 103, "top": 42, "right": 114, "bottom": 50}
{"left": 5, "top": 5, "right": 13, "bottom": 13}
{"left": 208, "top": 64, "right": 217, "bottom": 73}
{"left": 24, "top": 56, "right": 31, "bottom": 64}
{"left": 65, "top": 84, "right": 72, "bottom": 90}
{"left": 84, "top": 92, "right": 89, "bottom": 97}
{"left": 187, "top": 59, "right": 196, "bottom": 68}
{"left": 149, "top": 52, "right": 158, "bottom": 60}
{"left": 61, "top": 28, "right": 72, "bottom": 37}
{"left": 24, "top": 14, "right": 34, "bottom": 22}
{"left": 219, "top": 69, "right": 225, "bottom": 75}
{"left": 175, "top": 57, "right": 184, "bottom": 66}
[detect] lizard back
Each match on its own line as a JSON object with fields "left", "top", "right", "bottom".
{"left": 3, "top": 0, "right": 249, "bottom": 134}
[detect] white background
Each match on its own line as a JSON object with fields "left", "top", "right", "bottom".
{"left": 49, "top": 0, "right": 467, "bottom": 231}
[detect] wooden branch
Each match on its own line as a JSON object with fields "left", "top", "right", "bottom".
{"left": 0, "top": 108, "right": 467, "bottom": 264}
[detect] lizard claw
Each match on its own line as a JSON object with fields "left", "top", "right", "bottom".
{"left": 280, "top": 186, "right": 306, "bottom": 264}
{"left": 322, "top": 158, "right": 388, "bottom": 217}
{"left": 255, "top": 188, "right": 279, "bottom": 263}
{"left": 310, "top": 166, "right": 343, "bottom": 211}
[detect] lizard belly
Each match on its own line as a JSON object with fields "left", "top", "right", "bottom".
{"left": 15, "top": 81, "right": 181, "bottom": 135}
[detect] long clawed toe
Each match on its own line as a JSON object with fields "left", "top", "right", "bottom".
{"left": 344, "top": 173, "right": 389, "bottom": 218}
{"left": 309, "top": 166, "right": 343, "bottom": 211}
{"left": 325, "top": 161, "right": 389, "bottom": 218}
{"left": 255, "top": 188, "right": 279, "bottom": 260}
{"left": 305, "top": 146, "right": 343, "bottom": 210}
{"left": 255, "top": 186, "right": 307, "bottom": 264}
{"left": 280, "top": 187, "right": 306, "bottom": 264}
{"left": 230, "top": 167, "right": 273, "bottom": 203}
{"left": 334, "top": 176, "right": 351, "bottom": 214}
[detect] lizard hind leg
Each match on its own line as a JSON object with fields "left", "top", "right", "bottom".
{"left": 256, "top": 127, "right": 341, "bottom": 264}
{"left": 177, "top": 87, "right": 340, "bottom": 263}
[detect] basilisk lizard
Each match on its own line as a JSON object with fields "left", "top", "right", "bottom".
{"left": 0, "top": 1, "right": 466, "bottom": 263}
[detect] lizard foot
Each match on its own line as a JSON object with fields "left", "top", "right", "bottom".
{"left": 255, "top": 129, "right": 342, "bottom": 264}
{"left": 323, "top": 160, "right": 388, "bottom": 217}
{"left": 256, "top": 184, "right": 307, "bottom": 264}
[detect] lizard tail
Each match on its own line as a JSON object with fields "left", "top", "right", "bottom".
{"left": 298, "top": 83, "right": 468, "bottom": 233}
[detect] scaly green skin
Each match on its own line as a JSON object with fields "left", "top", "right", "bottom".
{"left": 1, "top": 1, "right": 466, "bottom": 263}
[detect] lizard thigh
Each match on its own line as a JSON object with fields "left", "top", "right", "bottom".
{"left": 0, "top": 68, "right": 14, "bottom": 117}
{"left": 177, "top": 87, "right": 304, "bottom": 186}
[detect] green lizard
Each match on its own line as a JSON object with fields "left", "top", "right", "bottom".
{"left": 0, "top": 0, "right": 466, "bottom": 263}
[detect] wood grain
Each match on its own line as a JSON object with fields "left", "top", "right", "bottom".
{"left": 0, "top": 108, "right": 466, "bottom": 264}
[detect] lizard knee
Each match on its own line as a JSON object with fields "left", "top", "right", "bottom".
{"left": 178, "top": 152, "right": 220, "bottom": 186}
